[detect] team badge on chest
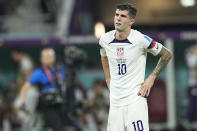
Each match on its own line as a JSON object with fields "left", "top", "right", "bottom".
{"left": 117, "top": 47, "right": 124, "bottom": 57}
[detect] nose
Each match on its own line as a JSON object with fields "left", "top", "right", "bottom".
{"left": 117, "top": 15, "right": 121, "bottom": 21}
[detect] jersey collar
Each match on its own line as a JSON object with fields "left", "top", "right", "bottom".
{"left": 109, "top": 29, "right": 133, "bottom": 44}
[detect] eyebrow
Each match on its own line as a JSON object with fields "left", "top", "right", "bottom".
{"left": 115, "top": 13, "right": 127, "bottom": 18}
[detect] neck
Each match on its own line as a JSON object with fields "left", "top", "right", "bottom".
{"left": 44, "top": 64, "right": 54, "bottom": 69}
{"left": 115, "top": 27, "right": 131, "bottom": 40}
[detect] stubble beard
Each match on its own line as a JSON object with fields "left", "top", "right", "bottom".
{"left": 115, "top": 26, "right": 124, "bottom": 32}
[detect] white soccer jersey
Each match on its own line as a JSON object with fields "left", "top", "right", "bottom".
{"left": 99, "top": 29, "right": 162, "bottom": 107}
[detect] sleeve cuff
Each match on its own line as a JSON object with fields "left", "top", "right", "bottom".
{"left": 100, "top": 48, "right": 107, "bottom": 56}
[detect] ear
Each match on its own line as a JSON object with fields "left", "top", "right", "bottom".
{"left": 130, "top": 18, "right": 135, "bottom": 26}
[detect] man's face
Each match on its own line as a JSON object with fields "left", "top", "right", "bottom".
{"left": 114, "top": 9, "right": 134, "bottom": 32}
{"left": 41, "top": 49, "right": 56, "bottom": 66}
{"left": 11, "top": 51, "right": 20, "bottom": 62}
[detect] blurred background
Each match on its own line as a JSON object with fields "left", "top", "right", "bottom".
{"left": 0, "top": 0, "right": 197, "bottom": 131}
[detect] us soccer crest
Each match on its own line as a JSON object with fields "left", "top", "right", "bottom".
{"left": 117, "top": 47, "right": 124, "bottom": 57}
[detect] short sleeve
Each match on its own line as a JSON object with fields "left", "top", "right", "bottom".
{"left": 142, "top": 35, "right": 162, "bottom": 56}
{"left": 185, "top": 52, "right": 197, "bottom": 68}
{"left": 29, "top": 69, "right": 42, "bottom": 84}
{"left": 99, "top": 35, "right": 107, "bottom": 56}
{"left": 21, "top": 58, "right": 33, "bottom": 73}
{"left": 99, "top": 35, "right": 105, "bottom": 48}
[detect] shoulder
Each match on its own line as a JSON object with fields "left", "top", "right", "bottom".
{"left": 29, "top": 68, "right": 43, "bottom": 83}
{"left": 22, "top": 57, "right": 32, "bottom": 63}
{"left": 100, "top": 30, "right": 116, "bottom": 44}
{"left": 21, "top": 57, "right": 33, "bottom": 70}
{"left": 31, "top": 68, "right": 44, "bottom": 75}
{"left": 129, "top": 29, "right": 152, "bottom": 44}
{"left": 130, "top": 29, "right": 145, "bottom": 39}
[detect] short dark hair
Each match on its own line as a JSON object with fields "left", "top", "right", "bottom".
{"left": 41, "top": 47, "right": 55, "bottom": 54}
{"left": 116, "top": 3, "right": 137, "bottom": 18}
{"left": 11, "top": 48, "right": 23, "bottom": 54}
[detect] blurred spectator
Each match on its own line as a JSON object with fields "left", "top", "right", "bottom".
{"left": 87, "top": 79, "right": 109, "bottom": 131}
{"left": 11, "top": 49, "right": 37, "bottom": 130}
{"left": 185, "top": 43, "right": 197, "bottom": 89}
{"left": 11, "top": 49, "right": 34, "bottom": 90}
{"left": 3, "top": 80, "right": 21, "bottom": 131}
{"left": 17, "top": 48, "right": 83, "bottom": 131}
{"left": 17, "top": 48, "right": 65, "bottom": 131}
{"left": 185, "top": 42, "right": 197, "bottom": 122}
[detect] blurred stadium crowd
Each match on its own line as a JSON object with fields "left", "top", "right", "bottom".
{"left": 0, "top": 0, "right": 96, "bottom": 37}
{"left": 0, "top": 0, "right": 107, "bottom": 131}
{"left": 0, "top": 47, "right": 109, "bottom": 131}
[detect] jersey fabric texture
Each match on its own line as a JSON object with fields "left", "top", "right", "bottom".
{"left": 99, "top": 29, "right": 162, "bottom": 107}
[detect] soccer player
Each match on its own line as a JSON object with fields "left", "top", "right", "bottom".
{"left": 99, "top": 3, "right": 173, "bottom": 131}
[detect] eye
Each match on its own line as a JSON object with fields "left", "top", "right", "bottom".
{"left": 121, "top": 14, "right": 127, "bottom": 18}
{"left": 115, "top": 13, "right": 119, "bottom": 16}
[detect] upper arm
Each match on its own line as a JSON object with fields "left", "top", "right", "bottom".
{"left": 141, "top": 35, "right": 162, "bottom": 56}
{"left": 101, "top": 55, "right": 110, "bottom": 79}
{"left": 99, "top": 35, "right": 107, "bottom": 56}
{"left": 157, "top": 46, "right": 173, "bottom": 59}
{"left": 101, "top": 55, "right": 108, "bottom": 61}
{"left": 100, "top": 48, "right": 107, "bottom": 56}
{"left": 23, "top": 81, "right": 32, "bottom": 89}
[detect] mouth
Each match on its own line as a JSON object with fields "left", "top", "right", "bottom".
{"left": 115, "top": 23, "right": 121, "bottom": 26}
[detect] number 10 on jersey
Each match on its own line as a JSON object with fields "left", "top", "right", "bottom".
{"left": 118, "top": 64, "right": 127, "bottom": 75}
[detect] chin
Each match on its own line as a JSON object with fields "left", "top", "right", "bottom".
{"left": 115, "top": 28, "right": 123, "bottom": 32}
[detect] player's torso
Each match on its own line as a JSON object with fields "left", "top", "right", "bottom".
{"left": 101, "top": 29, "right": 148, "bottom": 106}
{"left": 103, "top": 30, "right": 146, "bottom": 81}
{"left": 105, "top": 37, "right": 147, "bottom": 106}
{"left": 106, "top": 42, "right": 140, "bottom": 77}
